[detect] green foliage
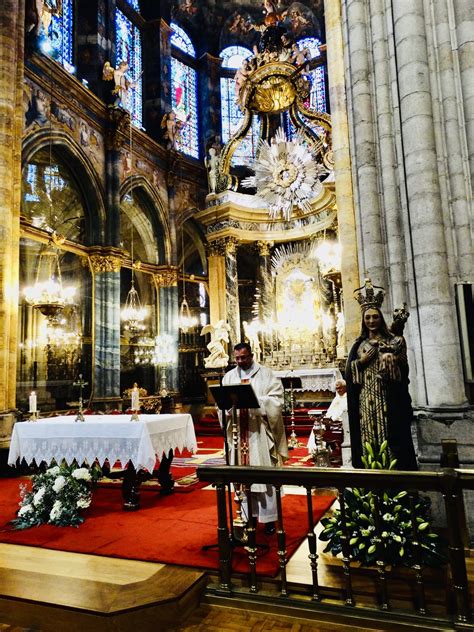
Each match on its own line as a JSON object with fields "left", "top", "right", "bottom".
{"left": 319, "top": 442, "right": 446, "bottom": 567}
{"left": 11, "top": 462, "right": 102, "bottom": 530}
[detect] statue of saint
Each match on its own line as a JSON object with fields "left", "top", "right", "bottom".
{"left": 160, "top": 111, "right": 191, "bottom": 150}
{"left": 204, "top": 147, "right": 219, "bottom": 194}
{"left": 345, "top": 280, "right": 417, "bottom": 470}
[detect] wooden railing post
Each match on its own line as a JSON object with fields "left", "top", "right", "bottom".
{"left": 215, "top": 481, "right": 232, "bottom": 594}
{"left": 440, "top": 440, "right": 469, "bottom": 549}
{"left": 440, "top": 468, "right": 471, "bottom": 624}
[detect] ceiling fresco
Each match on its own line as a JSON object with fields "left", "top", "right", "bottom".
{"left": 170, "top": 1, "right": 325, "bottom": 53}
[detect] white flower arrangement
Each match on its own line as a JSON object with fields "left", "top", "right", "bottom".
{"left": 12, "top": 463, "right": 102, "bottom": 530}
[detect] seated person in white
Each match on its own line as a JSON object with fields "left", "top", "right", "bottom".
{"left": 222, "top": 342, "right": 288, "bottom": 535}
{"left": 308, "top": 379, "right": 351, "bottom": 466}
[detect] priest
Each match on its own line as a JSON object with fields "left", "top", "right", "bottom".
{"left": 222, "top": 342, "right": 288, "bottom": 535}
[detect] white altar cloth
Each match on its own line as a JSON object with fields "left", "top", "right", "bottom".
{"left": 8, "top": 414, "right": 197, "bottom": 474}
{"left": 273, "top": 367, "right": 342, "bottom": 392}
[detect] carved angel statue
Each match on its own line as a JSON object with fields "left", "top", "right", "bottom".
{"left": 103, "top": 60, "right": 140, "bottom": 110}
{"left": 161, "top": 110, "right": 191, "bottom": 150}
{"left": 200, "top": 320, "right": 230, "bottom": 369}
{"left": 204, "top": 147, "right": 220, "bottom": 194}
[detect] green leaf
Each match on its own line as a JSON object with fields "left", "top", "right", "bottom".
{"left": 380, "top": 440, "right": 388, "bottom": 453}
{"left": 394, "top": 491, "right": 408, "bottom": 500}
{"left": 418, "top": 522, "right": 429, "bottom": 531}
{"left": 350, "top": 537, "right": 358, "bottom": 545}
{"left": 368, "top": 544, "right": 377, "bottom": 554}
{"left": 365, "top": 442, "right": 374, "bottom": 458}
{"left": 399, "top": 546, "right": 405, "bottom": 556}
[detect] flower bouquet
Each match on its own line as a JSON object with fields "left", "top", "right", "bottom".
{"left": 319, "top": 441, "right": 446, "bottom": 567}
{"left": 12, "top": 463, "right": 102, "bottom": 530}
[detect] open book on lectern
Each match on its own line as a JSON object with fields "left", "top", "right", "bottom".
{"left": 209, "top": 383, "right": 260, "bottom": 411}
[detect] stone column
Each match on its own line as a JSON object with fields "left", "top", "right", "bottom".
{"left": 368, "top": 0, "right": 407, "bottom": 309}
{"left": 0, "top": 1, "right": 24, "bottom": 449}
{"left": 207, "top": 239, "right": 227, "bottom": 326}
{"left": 88, "top": 249, "right": 123, "bottom": 404}
{"left": 198, "top": 52, "right": 223, "bottom": 150}
{"left": 105, "top": 108, "right": 129, "bottom": 247}
{"left": 76, "top": 0, "right": 110, "bottom": 97}
{"left": 452, "top": 0, "right": 474, "bottom": 183}
{"left": 429, "top": 0, "right": 473, "bottom": 281}
{"left": 325, "top": 0, "right": 360, "bottom": 345}
{"left": 343, "top": 0, "right": 388, "bottom": 294}
{"left": 392, "top": 0, "right": 466, "bottom": 408}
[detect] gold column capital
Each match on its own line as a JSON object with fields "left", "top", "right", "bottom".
{"left": 224, "top": 237, "right": 239, "bottom": 256}
{"left": 88, "top": 246, "right": 124, "bottom": 273}
{"left": 207, "top": 239, "right": 226, "bottom": 257}
{"left": 153, "top": 266, "right": 178, "bottom": 288}
{"left": 256, "top": 240, "right": 272, "bottom": 256}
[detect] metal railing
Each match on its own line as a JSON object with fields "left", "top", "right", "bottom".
{"left": 197, "top": 444, "right": 473, "bottom": 630}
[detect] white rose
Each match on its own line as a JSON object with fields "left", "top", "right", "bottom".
{"left": 72, "top": 468, "right": 91, "bottom": 481}
{"left": 76, "top": 497, "right": 91, "bottom": 509}
{"left": 49, "top": 500, "right": 62, "bottom": 521}
{"left": 52, "top": 475, "right": 66, "bottom": 493}
{"left": 33, "top": 487, "right": 46, "bottom": 506}
{"left": 46, "top": 466, "right": 60, "bottom": 476}
{"left": 18, "top": 504, "right": 33, "bottom": 516}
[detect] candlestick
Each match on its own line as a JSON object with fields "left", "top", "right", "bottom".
{"left": 29, "top": 391, "right": 37, "bottom": 413}
{"left": 131, "top": 383, "right": 140, "bottom": 421}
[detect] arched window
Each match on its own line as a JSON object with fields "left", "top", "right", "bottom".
{"left": 298, "top": 37, "right": 327, "bottom": 112}
{"left": 219, "top": 46, "right": 260, "bottom": 166}
{"left": 125, "top": 0, "right": 140, "bottom": 10}
{"left": 39, "top": 0, "right": 74, "bottom": 72}
{"left": 170, "top": 23, "right": 199, "bottom": 158}
{"left": 115, "top": 8, "right": 143, "bottom": 126}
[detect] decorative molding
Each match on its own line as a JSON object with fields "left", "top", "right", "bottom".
{"left": 88, "top": 246, "right": 125, "bottom": 273}
{"left": 153, "top": 266, "right": 179, "bottom": 288}
{"left": 105, "top": 107, "right": 131, "bottom": 151}
{"left": 224, "top": 237, "right": 239, "bottom": 256}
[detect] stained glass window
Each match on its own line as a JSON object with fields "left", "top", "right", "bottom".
{"left": 170, "top": 23, "right": 199, "bottom": 158}
{"left": 297, "top": 37, "right": 327, "bottom": 112}
{"left": 219, "top": 46, "right": 259, "bottom": 166}
{"left": 125, "top": 0, "right": 140, "bottom": 11}
{"left": 220, "top": 45, "right": 251, "bottom": 70}
{"left": 170, "top": 23, "right": 196, "bottom": 58}
{"left": 115, "top": 9, "right": 143, "bottom": 126}
{"left": 40, "top": 0, "right": 74, "bottom": 72}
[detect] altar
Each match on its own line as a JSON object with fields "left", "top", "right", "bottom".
{"left": 273, "top": 367, "right": 342, "bottom": 393}
{"left": 8, "top": 414, "right": 197, "bottom": 510}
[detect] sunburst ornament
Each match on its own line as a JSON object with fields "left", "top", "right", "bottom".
{"left": 242, "top": 128, "right": 325, "bottom": 221}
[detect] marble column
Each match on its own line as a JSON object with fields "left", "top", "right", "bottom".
{"left": 89, "top": 249, "right": 123, "bottom": 404}
{"left": 207, "top": 239, "right": 227, "bottom": 326}
{"left": 0, "top": 0, "right": 24, "bottom": 447}
{"left": 255, "top": 240, "right": 273, "bottom": 321}
{"left": 392, "top": 0, "right": 466, "bottom": 408}
{"left": 153, "top": 267, "right": 179, "bottom": 392}
{"left": 224, "top": 238, "right": 241, "bottom": 348}
{"left": 325, "top": 0, "right": 360, "bottom": 346}
{"left": 105, "top": 108, "right": 129, "bottom": 247}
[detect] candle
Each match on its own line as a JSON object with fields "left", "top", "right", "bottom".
{"left": 29, "top": 391, "right": 37, "bottom": 413}
{"left": 131, "top": 384, "right": 140, "bottom": 411}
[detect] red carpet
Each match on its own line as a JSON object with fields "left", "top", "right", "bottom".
{"left": 0, "top": 477, "right": 334, "bottom": 577}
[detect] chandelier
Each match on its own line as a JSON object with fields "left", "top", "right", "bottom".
{"left": 121, "top": 221, "right": 148, "bottom": 334}
{"left": 178, "top": 223, "right": 197, "bottom": 333}
{"left": 24, "top": 243, "right": 76, "bottom": 321}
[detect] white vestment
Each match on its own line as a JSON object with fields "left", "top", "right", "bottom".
{"left": 222, "top": 362, "right": 288, "bottom": 523}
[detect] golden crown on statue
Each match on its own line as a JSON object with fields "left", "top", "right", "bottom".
{"left": 354, "top": 278, "right": 385, "bottom": 310}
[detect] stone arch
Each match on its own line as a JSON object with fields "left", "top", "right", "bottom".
{"left": 120, "top": 175, "right": 171, "bottom": 265}
{"left": 22, "top": 129, "right": 106, "bottom": 245}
